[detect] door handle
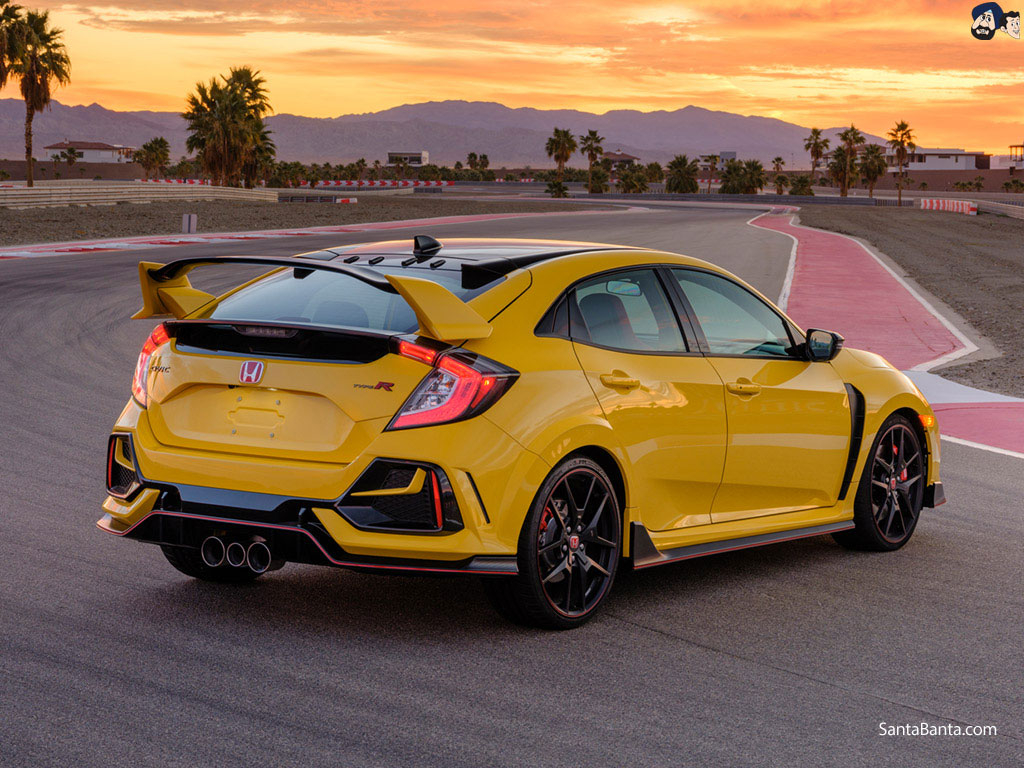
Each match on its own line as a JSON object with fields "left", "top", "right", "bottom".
{"left": 726, "top": 380, "right": 762, "bottom": 396}
{"left": 600, "top": 373, "right": 641, "bottom": 391}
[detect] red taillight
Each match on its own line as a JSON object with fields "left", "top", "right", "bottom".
{"left": 131, "top": 323, "right": 170, "bottom": 408}
{"left": 398, "top": 340, "right": 438, "bottom": 365}
{"left": 387, "top": 350, "right": 518, "bottom": 431}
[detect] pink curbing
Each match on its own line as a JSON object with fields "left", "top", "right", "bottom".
{"left": 751, "top": 212, "right": 965, "bottom": 371}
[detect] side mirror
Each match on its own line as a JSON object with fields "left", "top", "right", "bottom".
{"left": 805, "top": 328, "right": 844, "bottom": 361}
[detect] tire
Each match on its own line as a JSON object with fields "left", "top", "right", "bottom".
{"left": 833, "top": 413, "right": 926, "bottom": 552}
{"left": 482, "top": 456, "right": 621, "bottom": 630}
{"left": 160, "top": 544, "right": 263, "bottom": 583}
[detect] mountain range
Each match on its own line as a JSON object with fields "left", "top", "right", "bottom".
{"left": 0, "top": 98, "right": 891, "bottom": 167}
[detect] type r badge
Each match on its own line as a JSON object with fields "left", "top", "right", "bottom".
{"left": 239, "top": 360, "right": 265, "bottom": 384}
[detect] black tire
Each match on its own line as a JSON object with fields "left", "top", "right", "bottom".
{"left": 160, "top": 545, "right": 263, "bottom": 583}
{"left": 482, "top": 456, "right": 621, "bottom": 630}
{"left": 833, "top": 413, "right": 926, "bottom": 552}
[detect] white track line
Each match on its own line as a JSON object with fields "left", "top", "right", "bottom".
{"left": 942, "top": 436, "right": 1024, "bottom": 461}
{"left": 747, "top": 211, "right": 797, "bottom": 309}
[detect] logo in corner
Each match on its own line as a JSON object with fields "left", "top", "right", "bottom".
{"left": 239, "top": 360, "right": 265, "bottom": 384}
{"left": 972, "top": 3, "right": 1020, "bottom": 39}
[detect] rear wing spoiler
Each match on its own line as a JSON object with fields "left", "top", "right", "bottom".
{"left": 133, "top": 255, "right": 491, "bottom": 342}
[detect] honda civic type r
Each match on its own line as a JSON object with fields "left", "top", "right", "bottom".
{"left": 100, "top": 236, "right": 945, "bottom": 629}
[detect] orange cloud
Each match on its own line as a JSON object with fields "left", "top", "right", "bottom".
{"left": 0, "top": 1, "right": 1020, "bottom": 152}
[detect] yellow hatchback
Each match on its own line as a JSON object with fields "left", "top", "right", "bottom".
{"left": 100, "top": 236, "right": 944, "bottom": 629}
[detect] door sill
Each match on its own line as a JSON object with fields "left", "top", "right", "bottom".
{"left": 631, "top": 520, "right": 855, "bottom": 570}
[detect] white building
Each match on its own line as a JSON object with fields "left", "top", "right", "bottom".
{"left": 40, "top": 141, "right": 136, "bottom": 163}
{"left": 888, "top": 148, "right": 990, "bottom": 172}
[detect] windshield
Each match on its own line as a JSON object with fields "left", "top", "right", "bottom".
{"left": 198, "top": 266, "right": 498, "bottom": 333}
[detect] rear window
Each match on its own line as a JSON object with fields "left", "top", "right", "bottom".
{"left": 197, "top": 267, "right": 497, "bottom": 333}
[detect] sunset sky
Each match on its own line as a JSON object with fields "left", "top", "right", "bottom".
{"left": 2, "top": 0, "right": 1023, "bottom": 152}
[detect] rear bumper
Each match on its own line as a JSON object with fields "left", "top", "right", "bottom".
{"left": 98, "top": 509, "right": 517, "bottom": 575}
{"left": 101, "top": 400, "right": 552, "bottom": 569}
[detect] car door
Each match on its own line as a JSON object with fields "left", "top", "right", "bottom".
{"left": 567, "top": 268, "right": 727, "bottom": 532}
{"left": 668, "top": 267, "right": 851, "bottom": 523}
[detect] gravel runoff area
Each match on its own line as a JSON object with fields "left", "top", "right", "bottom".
{"left": 0, "top": 197, "right": 590, "bottom": 247}
{"left": 797, "top": 206, "right": 1024, "bottom": 398}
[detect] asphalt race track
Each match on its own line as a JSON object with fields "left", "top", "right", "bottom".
{"left": 1, "top": 206, "right": 1021, "bottom": 766}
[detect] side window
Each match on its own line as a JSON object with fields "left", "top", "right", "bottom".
{"left": 570, "top": 269, "right": 686, "bottom": 353}
{"left": 672, "top": 269, "right": 795, "bottom": 358}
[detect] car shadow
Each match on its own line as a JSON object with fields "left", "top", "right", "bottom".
{"left": 113, "top": 534, "right": 869, "bottom": 641}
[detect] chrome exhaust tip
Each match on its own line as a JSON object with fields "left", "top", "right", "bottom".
{"left": 200, "top": 536, "right": 225, "bottom": 567}
{"left": 225, "top": 541, "right": 248, "bottom": 568}
{"left": 246, "top": 541, "right": 273, "bottom": 574}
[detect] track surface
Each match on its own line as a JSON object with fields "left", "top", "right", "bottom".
{"left": 1, "top": 207, "right": 1020, "bottom": 766}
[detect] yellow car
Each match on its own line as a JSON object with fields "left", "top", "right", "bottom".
{"left": 100, "top": 236, "right": 944, "bottom": 629}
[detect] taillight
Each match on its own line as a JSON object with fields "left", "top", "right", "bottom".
{"left": 387, "top": 348, "right": 518, "bottom": 431}
{"left": 131, "top": 323, "right": 170, "bottom": 408}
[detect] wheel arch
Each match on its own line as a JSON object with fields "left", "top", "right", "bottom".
{"left": 566, "top": 445, "right": 628, "bottom": 515}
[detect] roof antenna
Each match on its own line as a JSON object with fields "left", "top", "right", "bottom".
{"left": 413, "top": 235, "right": 443, "bottom": 261}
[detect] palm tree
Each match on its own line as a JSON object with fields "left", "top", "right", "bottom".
{"left": 644, "top": 162, "right": 664, "bottom": 183}
{"left": 10, "top": 10, "right": 70, "bottom": 187}
{"left": 183, "top": 67, "right": 274, "bottom": 187}
{"left": 56, "top": 146, "right": 79, "bottom": 171}
{"left": 771, "top": 156, "right": 786, "bottom": 194}
{"left": 353, "top": 157, "right": 367, "bottom": 180}
{"left": 578, "top": 129, "right": 604, "bottom": 192}
{"left": 586, "top": 165, "right": 609, "bottom": 194}
{"left": 466, "top": 152, "right": 478, "bottom": 170}
{"left": 789, "top": 174, "right": 814, "bottom": 196}
{"left": 545, "top": 128, "right": 577, "bottom": 181}
{"left": 134, "top": 136, "right": 170, "bottom": 179}
{"left": 702, "top": 154, "right": 718, "bottom": 193}
{"left": 546, "top": 180, "right": 569, "bottom": 198}
{"left": 837, "top": 125, "right": 864, "bottom": 196}
{"left": 827, "top": 146, "right": 858, "bottom": 195}
{"left": 860, "top": 144, "right": 887, "bottom": 198}
{"left": 803, "top": 128, "right": 829, "bottom": 183}
{"left": 371, "top": 159, "right": 382, "bottom": 180}
{"left": 1, "top": 0, "right": 23, "bottom": 92}
{"left": 478, "top": 153, "right": 489, "bottom": 170}
{"left": 665, "top": 154, "right": 700, "bottom": 194}
{"left": 886, "top": 120, "right": 916, "bottom": 205}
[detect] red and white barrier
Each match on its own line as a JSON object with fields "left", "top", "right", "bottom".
{"left": 299, "top": 179, "right": 455, "bottom": 188}
{"left": 920, "top": 198, "right": 977, "bottom": 215}
{"left": 137, "top": 178, "right": 212, "bottom": 185}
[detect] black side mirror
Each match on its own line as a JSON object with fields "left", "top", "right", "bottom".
{"left": 805, "top": 328, "right": 844, "bottom": 361}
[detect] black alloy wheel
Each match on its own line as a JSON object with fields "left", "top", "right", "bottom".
{"left": 834, "top": 413, "right": 926, "bottom": 551}
{"left": 482, "top": 456, "right": 622, "bottom": 629}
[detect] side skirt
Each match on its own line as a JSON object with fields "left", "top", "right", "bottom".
{"left": 631, "top": 520, "right": 856, "bottom": 570}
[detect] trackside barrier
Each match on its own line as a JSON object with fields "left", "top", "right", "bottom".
{"left": 0, "top": 184, "right": 277, "bottom": 208}
{"left": 298, "top": 180, "right": 455, "bottom": 188}
{"left": 920, "top": 198, "right": 977, "bottom": 215}
{"left": 137, "top": 179, "right": 212, "bottom": 185}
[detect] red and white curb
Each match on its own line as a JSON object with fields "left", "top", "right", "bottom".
{"left": 920, "top": 198, "right": 977, "bottom": 215}
{"left": 749, "top": 211, "right": 1024, "bottom": 458}
{"left": 0, "top": 208, "right": 627, "bottom": 260}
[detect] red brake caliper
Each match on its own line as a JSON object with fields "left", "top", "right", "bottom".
{"left": 893, "top": 444, "right": 907, "bottom": 481}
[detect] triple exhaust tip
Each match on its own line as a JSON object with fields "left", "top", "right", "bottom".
{"left": 201, "top": 536, "right": 274, "bottom": 574}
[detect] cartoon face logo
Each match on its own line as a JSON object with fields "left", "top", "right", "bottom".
{"left": 1002, "top": 10, "right": 1021, "bottom": 37}
{"left": 972, "top": 2, "right": 1002, "bottom": 38}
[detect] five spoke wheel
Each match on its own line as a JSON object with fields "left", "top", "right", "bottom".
{"left": 869, "top": 422, "right": 925, "bottom": 543}
{"left": 536, "top": 468, "right": 618, "bottom": 618}
{"left": 834, "top": 413, "right": 927, "bottom": 552}
{"left": 482, "top": 456, "right": 621, "bottom": 629}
